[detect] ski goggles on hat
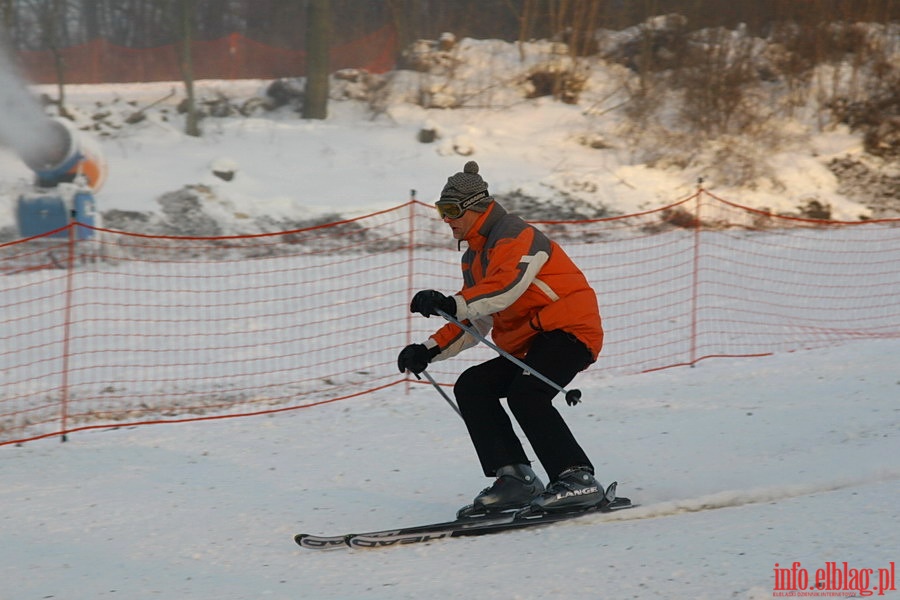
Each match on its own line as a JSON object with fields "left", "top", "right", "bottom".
{"left": 435, "top": 190, "right": 489, "bottom": 219}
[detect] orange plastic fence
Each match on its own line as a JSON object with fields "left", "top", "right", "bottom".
{"left": 2, "top": 191, "right": 900, "bottom": 445}
{"left": 16, "top": 27, "right": 398, "bottom": 84}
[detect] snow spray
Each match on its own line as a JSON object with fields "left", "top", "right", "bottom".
{"left": 0, "top": 39, "right": 106, "bottom": 191}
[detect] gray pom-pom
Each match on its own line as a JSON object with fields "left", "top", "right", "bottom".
{"left": 463, "top": 161, "right": 479, "bottom": 174}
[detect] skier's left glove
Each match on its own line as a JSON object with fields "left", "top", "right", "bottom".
{"left": 397, "top": 343, "right": 440, "bottom": 375}
{"left": 410, "top": 290, "right": 457, "bottom": 318}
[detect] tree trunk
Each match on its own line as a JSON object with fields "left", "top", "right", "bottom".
{"left": 177, "top": 0, "right": 201, "bottom": 137}
{"left": 0, "top": 0, "right": 14, "bottom": 29}
{"left": 302, "top": 0, "right": 330, "bottom": 120}
{"left": 41, "top": 0, "right": 70, "bottom": 118}
{"left": 386, "top": 0, "right": 415, "bottom": 58}
{"left": 82, "top": 0, "right": 100, "bottom": 39}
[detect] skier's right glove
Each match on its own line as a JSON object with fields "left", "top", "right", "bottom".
{"left": 397, "top": 343, "right": 440, "bottom": 375}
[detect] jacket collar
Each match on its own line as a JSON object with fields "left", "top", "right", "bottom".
{"left": 463, "top": 202, "right": 506, "bottom": 251}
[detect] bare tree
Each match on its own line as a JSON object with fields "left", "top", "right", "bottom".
{"left": 0, "top": 0, "right": 14, "bottom": 30}
{"left": 174, "top": 0, "right": 201, "bottom": 136}
{"left": 81, "top": 0, "right": 99, "bottom": 39}
{"left": 22, "top": 0, "right": 73, "bottom": 116}
{"left": 386, "top": 0, "right": 415, "bottom": 58}
{"left": 303, "top": 0, "right": 330, "bottom": 120}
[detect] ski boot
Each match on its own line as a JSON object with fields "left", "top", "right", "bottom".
{"left": 525, "top": 466, "right": 612, "bottom": 514}
{"left": 457, "top": 464, "right": 544, "bottom": 519}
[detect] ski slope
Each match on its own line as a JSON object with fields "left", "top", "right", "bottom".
{"left": 2, "top": 338, "right": 898, "bottom": 599}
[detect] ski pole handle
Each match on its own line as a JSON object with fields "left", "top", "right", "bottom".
{"left": 434, "top": 309, "right": 582, "bottom": 406}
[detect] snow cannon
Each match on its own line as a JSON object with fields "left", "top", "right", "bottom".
{"left": 15, "top": 118, "right": 106, "bottom": 240}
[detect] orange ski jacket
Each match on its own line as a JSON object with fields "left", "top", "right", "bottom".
{"left": 425, "top": 202, "right": 603, "bottom": 364}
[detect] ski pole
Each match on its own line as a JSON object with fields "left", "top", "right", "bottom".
{"left": 419, "top": 369, "right": 462, "bottom": 418}
{"left": 435, "top": 308, "right": 582, "bottom": 406}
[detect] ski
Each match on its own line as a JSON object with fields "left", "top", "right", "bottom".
{"left": 347, "top": 496, "right": 634, "bottom": 549}
{"left": 294, "top": 512, "right": 513, "bottom": 550}
{"left": 295, "top": 483, "right": 635, "bottom": 550}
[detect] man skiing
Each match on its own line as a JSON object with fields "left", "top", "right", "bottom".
{"left": 398, "top": 161, "right": 609, "bottom": 518}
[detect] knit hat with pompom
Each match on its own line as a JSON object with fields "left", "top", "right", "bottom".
{"left": 438, "top": 161, "right": 493, "bottom": 212}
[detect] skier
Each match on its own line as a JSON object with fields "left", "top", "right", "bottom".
{"left": 398, "top": 161, "right": 608, "bottom": 517}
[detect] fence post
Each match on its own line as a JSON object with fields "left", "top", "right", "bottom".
{"left": 688, "top": 185, "right": 704, "bottom": 367}
{"left": 59, "top": 213, "right": 79, "bottom": 441}
{"left": 404, "top": 192, "right": 417, "bottom": 394}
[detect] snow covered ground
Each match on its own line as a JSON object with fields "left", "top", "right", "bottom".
{"left": 2, "top": 338, "right": 898, "bottom": 599}
{"left": 1, "top": 35, "right": 898, "bottom": 600}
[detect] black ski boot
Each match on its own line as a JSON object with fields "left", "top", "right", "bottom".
{"left": 457, "top": 464, "right": 544, "bottom": 518}
{"left": 527, "top": 466, "right": 609, "bottom": 514}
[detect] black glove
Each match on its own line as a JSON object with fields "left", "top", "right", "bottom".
{"left": 410, "top": 290, "right": 457, "bottom": 318}
{"left": 397, "top": 344, "right": 440, "bottom": 375}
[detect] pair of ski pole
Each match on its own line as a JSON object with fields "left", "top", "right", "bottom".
{"left": 417, "top": 309, "right": 583, "bottom": 418}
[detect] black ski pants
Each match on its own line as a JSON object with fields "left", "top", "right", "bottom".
{"left": 454, "top": 329, "right": 595, "bottom": 482}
